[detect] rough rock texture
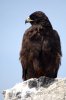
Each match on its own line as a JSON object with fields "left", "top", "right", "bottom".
{"left": 3, "top": 76, "right": 66, "bottom": 100}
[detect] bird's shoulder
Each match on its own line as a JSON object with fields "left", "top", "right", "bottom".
{"left": 52, "top": 29, "right": 60, "bottom": 40}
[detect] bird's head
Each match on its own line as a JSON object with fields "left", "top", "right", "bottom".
{"left": 25, "top": 11, "right": 52, "bottom": 28}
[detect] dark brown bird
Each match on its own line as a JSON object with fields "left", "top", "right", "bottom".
{"left": 19, "top": 11, "right": 62, "bottom": 81}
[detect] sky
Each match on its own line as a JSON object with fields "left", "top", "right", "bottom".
{"left": 0, "top": 0, "right": 66, "bottom": 99}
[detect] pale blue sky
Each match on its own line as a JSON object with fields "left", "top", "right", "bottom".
{"left": 0, "top": 0, "right": 66, "bottom": 99}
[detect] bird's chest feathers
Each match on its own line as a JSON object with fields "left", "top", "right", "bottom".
{"left": 24, "top": 26, "right": 53, "bottom": 54}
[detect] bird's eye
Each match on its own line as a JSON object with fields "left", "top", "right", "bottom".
{"left": 30, "top": 15, "right": 37, "bottom": 20}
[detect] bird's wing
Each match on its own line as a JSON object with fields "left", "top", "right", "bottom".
{"left": 53, "top": 30, "right": 62, "bottom": 56}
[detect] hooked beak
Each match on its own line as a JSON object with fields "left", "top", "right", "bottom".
{"left": 25, "top": 17, "right": 33, "bottom": 24}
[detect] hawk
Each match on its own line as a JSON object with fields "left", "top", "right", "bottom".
{"left": 19, "top": 11, "right": 62, "bottom": 80}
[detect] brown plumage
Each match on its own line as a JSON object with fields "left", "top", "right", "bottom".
{"left": 19, "top": 11, "right": 62, "bottom": 80}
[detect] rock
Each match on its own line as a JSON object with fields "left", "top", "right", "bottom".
{"left": 3, "top": 76, "right": 66, "bottom": 100}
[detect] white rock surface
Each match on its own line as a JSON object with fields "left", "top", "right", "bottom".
{"left": 3, "top": 76, "right": 66, "bottom": 100}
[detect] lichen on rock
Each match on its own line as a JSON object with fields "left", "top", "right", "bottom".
{"left": 3, "top": 76, "right": 66, "bottom": 100}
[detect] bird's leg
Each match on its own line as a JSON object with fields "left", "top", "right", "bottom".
{"left": 33, "top": 59, "right": 40, "bottom": 71}
{"left": 33, "top": 58, "right": 43, "bottom": 75}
